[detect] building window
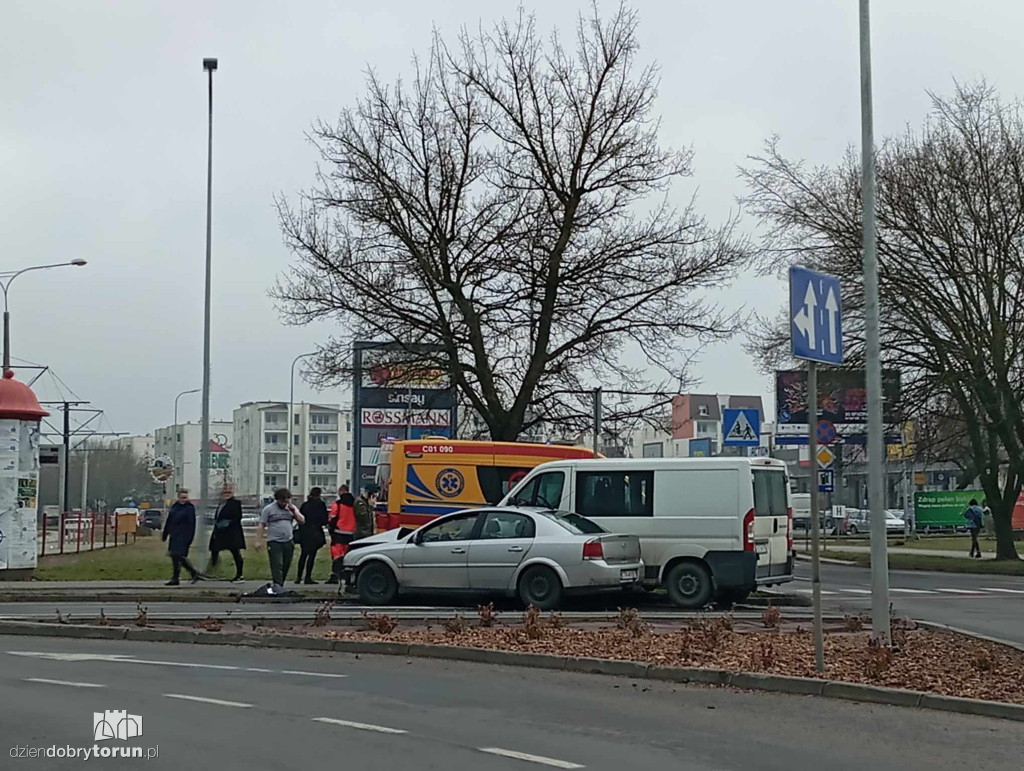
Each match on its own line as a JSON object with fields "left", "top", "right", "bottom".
{"left": 346, "top": 440, "right": 351, "bottom": 450}
{"left": 697, "top": 404, "right": 709, "bottom": 417}
{"left": 293, "top": 434, "right": 300, "bottom": 446}
{"left": 294, "top": 414, "right": 300, "bottom": 425}
{"left": 345, "top": 460, "right": 351, "bottom": 469}
{"left": 311, "top": 413, "right": 337, "bottom": 426}
{"left": 697, "top": 421, "right": 717, "bottom": 435}
{"left": 311, "top": 434, "right": 332, "bottom": 446}
{"left": 176, "top": 433, "right": 181, "bottom": 442}
{"left": 264, "top": 474, "right": 279, "bottom": 487}
{"left": 264, "top": 433, "right": 279, "bottom": 445}
{"left": 292, "top": 476, "right": 299, "bottom": 487}
{"left": 310, "top": 454, "right": 331, "bottom": 467}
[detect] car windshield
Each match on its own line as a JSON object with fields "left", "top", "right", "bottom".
{"left": 538, "top": 510, "right": 606, "bottom": 535}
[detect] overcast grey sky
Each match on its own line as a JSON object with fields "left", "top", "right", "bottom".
{"left": 2, "top": 0, "right": 1020, "bottom": 436}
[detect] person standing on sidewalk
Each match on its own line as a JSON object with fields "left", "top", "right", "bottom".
{"left": 163, "top": 490, "right": 201, "bottom": 586}
{"left": 256, "top": 488, "right": 305, "bottom": 592}
{"left": 354, "top": 483, "right": 379, "bottom": 541}
{"left": 208, "top": 484, "right": 245, "bottom": 581}
{"left": 326, "top": 484, "right": 357, "bottom": 584}
{"left": 295, "top": 487, "right": 328, "bottom": 584}
{"left": 963, "top": 499, "right": 984, "bottom": 558}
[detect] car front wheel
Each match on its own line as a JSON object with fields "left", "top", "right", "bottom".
{"left": 518, "top": 565, "right": 564, "bottom": 610}
{"left": 357, "top": 562, "right": 399, "bottom": 605}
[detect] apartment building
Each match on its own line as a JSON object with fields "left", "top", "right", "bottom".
{"left": 629, "top": 393, "right": 769, "bottom": 458}
{"left": 153, "top": 421, "right": 233, "bottom": 498}
{"left": 233, "top": 402, "right": 353, "bottom": 505}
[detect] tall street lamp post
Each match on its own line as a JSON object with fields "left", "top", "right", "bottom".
{"left": 0, "top": 260, "right": 87, "bottom": 371}
{"left": 199, "top": 56, "right": 218, "bottom": 533}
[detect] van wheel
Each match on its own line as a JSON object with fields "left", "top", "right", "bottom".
{"left": 714, "top": 588, "right": 751, "bottom": 609}
{"left": 847, "top": 524, "right": 858, "bottom": 535}
{"left": 518, "top": 565, "right": 563, "bottom": 610}
{"left": 664, "top": 562, "right": 713, "bottom": 609}
{"left": 357, "top": 562, "right": 399, "bottom": 605}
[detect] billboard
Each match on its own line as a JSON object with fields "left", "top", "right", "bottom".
{"left": 689, "top": 438, "right": 712, "bottom": 457}
{"left": 775, "top": 369, "right": 900, "bottom": 445}
{"left": 352, "top": 342, "right": 457, "bottom": 489}
{"left": 914, "top": 490, "right": 979, "bottom": 529}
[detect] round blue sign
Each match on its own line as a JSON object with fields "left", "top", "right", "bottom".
{"left": 435, "top": 468, "right": 465, "bottom": 498}
{"left": 817, "top": 420, "right": 837, "bottom": 445}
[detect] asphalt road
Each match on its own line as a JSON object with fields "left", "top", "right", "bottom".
{"left": 795, "top": 561, "right": 1024, "bottom": 644}
{"left": 3, "top": 636, "right": 1022, "bottom": 770}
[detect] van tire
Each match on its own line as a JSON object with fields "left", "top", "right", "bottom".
{"left": 357, "top": 562, "right": 399, "bottom": 605}
{"left": 518, "top": 565, "right": 563, "bottom": 610}
{"left": 664, "top": 561, "right": 713, "bottom": 609}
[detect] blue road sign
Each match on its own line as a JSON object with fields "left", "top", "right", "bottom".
{"left": 817, "top": 419, "right": 837, "bottom": 445}
{"left": 817, "top": 469, "right": 835, "bottom": 493}
{"left": 722, "top": 408, "right": 760, "bottom": 447}
{"left": 789, "top": 267, "right": 844, "bottom": 365}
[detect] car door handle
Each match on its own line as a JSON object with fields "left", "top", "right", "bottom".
{"left": 507, "top": 546, "right": 524, "bottom": 553}
{"left": 773, "top": 520, "right": 779, "bottom": 534}
{"left": 450, "top": 547, "right": 466, "bottom": 554}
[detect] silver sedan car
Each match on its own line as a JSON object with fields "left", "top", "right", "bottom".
{"left": 343, "top": 506, "right": 643, "bottom": 610}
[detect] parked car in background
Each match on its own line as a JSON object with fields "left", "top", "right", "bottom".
{"left": 139, "top": 509, "right": 163, "bottom": 530}
{"left": 791, "top": 492, "right": 811, "bottom": 530}
{"left": 344, "top": 506, "right": 642, "bottom": 610}
{"left": 845, "top": 508, "right": 906, "bottom": 535}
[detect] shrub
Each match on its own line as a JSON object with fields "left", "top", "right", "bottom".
{"left": 477, "top": 603, "right": 500, "bottom": 628}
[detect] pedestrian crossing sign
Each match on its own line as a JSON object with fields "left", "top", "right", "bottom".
{"left": 722, "top": 408, "right": 761, "bottom": 447}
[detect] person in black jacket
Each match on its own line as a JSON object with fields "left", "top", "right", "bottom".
{"left": 162, "top": 489, "right": 200, "bottom": 585}
{"left": 295, "top": 487, "right": 328, "bottom": 584}
{"left": 208, "top": 485, "right": 246, "bottom": 581}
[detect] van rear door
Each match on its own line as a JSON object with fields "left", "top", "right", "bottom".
{"left": 752, "top": 468, "right": 792, "bottom": 580}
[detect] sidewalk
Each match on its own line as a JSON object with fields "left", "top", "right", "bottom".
{"left": 0, "top": 579, "right": 344, "bottom": 602}
{"left": 797, "top": 545, "right": 996, "bottom": 560}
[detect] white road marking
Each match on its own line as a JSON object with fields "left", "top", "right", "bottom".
{"left": 164, "top": 694, "right": 252, "bottom": 708}
{"left": 839, "top": 588, "right": 872, "bottom": 594}
{"left": 479, "top": 748, "right": 584, "bottom": 769}
{"left": 245, "top": 667, "right": 274, "bottom": 673}
{"left": 980, "top": 587, "right": 1024, "bottom": 594}
{"left": 889, "top": 588, "right": 935, "bottom": 594}
{"left": 9, "top": 651, "right": 132, "bottom": 662}
{"left": 25, "top": 678, "right": 105, "bottom": 688}
{"left": 133, "top": 660, "right": 241, "bottom": 671}
{"left": 312, "top": 717, "right": 406, "bottom": 734}
{"left": 792, "top": 589, "right": 837, "bottom": 595}
{"left": 935, "top": 588, "right": 981, "bottom": 594}
{"left": 282, "top": 670, "right": 348, "bottom": 678}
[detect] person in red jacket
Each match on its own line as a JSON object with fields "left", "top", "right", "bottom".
{"left": 325, "top": 484, "right": 356, "bottom": 584}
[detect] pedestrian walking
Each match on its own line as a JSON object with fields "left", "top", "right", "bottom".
{"left": 208, "top": 484, "right": 245, "bottom": 582}
{"left": 964, "top": 498, "right": 984, "bottom": 558}
{"left": 256, "top": 488, "right": 305, "bottom": 592}
{"left": 354, "top": 483, "right": 379, "bottom": 541}
{"left": 295, "top": 487, "right": 328, "bottom": 584}
{"left": 326, "top": 484, "right": 357, "bottom": 584}
{"left": 163, "top": 489, "right": 201, "bottom": 585}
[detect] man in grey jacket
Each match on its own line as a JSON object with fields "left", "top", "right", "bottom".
{"left": 963, "top": 499, "right": 984, "bottom": 558}
{"left": 256, "top": 488, "right": 305, "bottom": 591}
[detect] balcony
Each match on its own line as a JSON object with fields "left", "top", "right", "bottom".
{"left": 264, "top": 464, "right": 286, "bottom": 473}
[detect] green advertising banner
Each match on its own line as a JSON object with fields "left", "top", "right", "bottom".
{"left": 914, "top": 490, "right": 982, "bottom": 528}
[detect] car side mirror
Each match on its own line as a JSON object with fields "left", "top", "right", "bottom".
{"left": 410, "top": 532, "right": 423, "bottom": 545}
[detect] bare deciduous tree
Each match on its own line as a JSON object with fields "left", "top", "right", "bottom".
{"left": 741, "top": 82, "right": 1023, "bottom": 559}
{"left": 274, "top": 4, "right": 748, "bottom": 441}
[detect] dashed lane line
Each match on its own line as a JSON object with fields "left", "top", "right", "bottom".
{"left": 24, "top": 678, "right": 105, "bottom": 688}
{"left": 479, "top": 747, "right": 584, "bottom": 768}
{"left": 934, "top": 588, "right": 983, "bottom": 594}
{"left": 164, "top": 694, "right": 252, "bottom": 708}
{"left": 979, "top": 587, "right": 1024, "bottom": 594}
{"left": 282, "top": 670, "right": 348, "bottom": 678}
{"left": 312, "top": 717, "right": 407, "bottom": 734}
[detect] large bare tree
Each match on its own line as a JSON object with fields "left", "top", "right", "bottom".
{"left": 741, "top": 82, "right": 1024, "bottom": 559}
{"left": 275, "top": 4, "right": 748, "bottom": 440}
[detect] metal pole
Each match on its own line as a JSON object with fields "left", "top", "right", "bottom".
{"left": 808, "top": 362, "right": 824, "bottom": 672}
{"left": 2, "top": 309, "right": 9, "bottom": 373}
{"left": 199, "top": 57, "right": 218, "bottom": 544}
{"left": 593, "top": 387, "right": 602, "bottom": 454}
{"left": 859, "top": 0, "right": 890, "bottom": 644}
{"left": 61, "top": 402, "right": 70, "bottom": 519}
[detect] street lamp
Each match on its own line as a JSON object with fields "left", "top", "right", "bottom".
{"left": 0, "top": 259, "right": 87, "bottom": 371}
{"left": 199, "top": 56, "right": 218, "bottom": 535}
{"left": 173, "top": 388, "right": 200, "bottom": 494}
{"left": 288, "top": 352, "right": 317, "bottom": 495}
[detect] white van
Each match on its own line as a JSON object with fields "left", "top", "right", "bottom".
{"left": 500, "top": 457, "right": 793, "bottom": 608}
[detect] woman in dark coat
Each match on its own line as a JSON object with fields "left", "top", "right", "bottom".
{"left": 209, "top": 485, "right": 245, "bottom": 581}
{"left": 295, "top": 487, "right": 328, "bottom": 584}
{"left": 162, "top": 489, "right": 200, "bottom": 585}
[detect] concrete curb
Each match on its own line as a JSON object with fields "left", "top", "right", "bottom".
{"left": 2, "top": 620, "right": 1023, "bottom": 723}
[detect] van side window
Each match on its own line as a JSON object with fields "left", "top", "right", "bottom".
{"left": 512, "top": 472, "right": 565, "bottom": 509}
{"left": 752, "top": 470, "right": 788, "bottom": 517}
{"left": 576, "top": 471, "right": 654, "bottom": 518}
